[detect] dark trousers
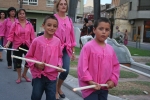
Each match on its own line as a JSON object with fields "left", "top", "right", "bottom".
{"left": 31, "top": 75, "right": 56, "bottom": 100}
{"left": 7, "top": 43, "right": 12, "bottom": 66}
{"left": 13, "top": 44, "right": 28, "bottom": 68}
{"left": 84, "top": 89, "right": 108, "bottom": 100}
{"left": 59, "top": 48, "right": 70, "bottom": 80}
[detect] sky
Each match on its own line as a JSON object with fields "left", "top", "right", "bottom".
{"left": 84, "top": 0, "right": 111, "bottom": 5}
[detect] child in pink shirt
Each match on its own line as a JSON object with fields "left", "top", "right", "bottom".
{"left": 78, "top": 17, "right": 120, "bottom": 100}
{"left": 5, "top": 9, "right": 35, "bottom": 84}
{"left": 25, "top": 15, "right": 63, "bottom": 100}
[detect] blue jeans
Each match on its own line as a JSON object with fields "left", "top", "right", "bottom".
{"left": 59, "top": 48, "right": 70, "bottom": 80}
{"left": 31, "top": 75, "right": 56, "bottom": 100}
{"left": 84, "top": 89, "right": 108, "bottom": 100}
{"left": 0, "top": 38, "right": 3, "bottom": 52}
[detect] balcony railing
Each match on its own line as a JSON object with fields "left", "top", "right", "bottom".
{"left": 138, "top": 6, "right": 150, "bottom": 11}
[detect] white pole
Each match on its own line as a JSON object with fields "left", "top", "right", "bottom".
{"left": 73, "top": 84, "right": 108, "bottom": 91}
{"left": 11, "top": 55, "right": 66, "bottom": 72}
{"left": 19, "top": 47, "right": 28, "bottom": 52}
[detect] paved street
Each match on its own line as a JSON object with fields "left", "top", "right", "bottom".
{"left": 0, "top": 51, "right": 82, "bottom": 100}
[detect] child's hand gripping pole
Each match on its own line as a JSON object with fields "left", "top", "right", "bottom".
{"left": 73, "top": 84, "right": 108, "bottom": 91}
{"left": 11, "top": 55, "right": 66, "bottom": 72}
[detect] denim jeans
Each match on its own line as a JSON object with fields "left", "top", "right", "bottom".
{"left": 31, "top": 75, "right": 56, "bottom": 100}
{"left": 84, "top": 89, "right": 108, "bottom": 100}
{"left": 59, "top": 48, "right": 70, "bottom": 80}
{"left": 0, "top": 38, "right": 3, "bottom": 52}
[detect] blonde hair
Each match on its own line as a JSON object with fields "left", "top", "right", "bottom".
{"left": 55, "top": 0, "right": 68, "bottom": 12}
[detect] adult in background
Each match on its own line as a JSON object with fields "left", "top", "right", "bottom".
{"left": 79, "top": 18, "right": 89, "bottom": 48}
{"left": 3, "top": 7, "right": 17, "bottom": 69}
{"left": 88, "top": 20, "right": 95, "bottom": 38}
{"left": 54, "top": 0, "right": 76, "bottom": 99}
{"left": 124, "top": 29, "right": 128, "bottom": 45}
{"left": 0, "top": 11, "right": 7, "bottom": 61}
{"left": 5, "top": 9, "right": 35, "bottom": 84}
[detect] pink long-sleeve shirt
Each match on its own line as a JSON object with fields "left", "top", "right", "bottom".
{"left": 3, "top": 18, "right": 17, "bottom": 45}
{"left": 0, "top": 19, "right": 6, "bottom": 37}
{"left": 78, "top": 39, "right": 120, "bottom": 98}
{"left": 7, "top": 20, "right": 35, "bottom": 49}
{"left": 54, "top": 14, "right": 76, "bottom": 57}
{"left": 25, "top": 35, "right": 63, "bottom": 80}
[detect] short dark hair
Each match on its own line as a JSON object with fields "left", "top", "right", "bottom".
{"left": 0, "top": 11, "right": 7, "bottom": 19}
{"left": 7, "top": 7, "right": 16, "bottom": 17}
{"left": 93, "top": 17, "right": 111, "bottom": 28}
{"left": 16, "top": 9, "right": 26, "bottom": 18}
{"left": 43, "top": 15, "right": 58, "bottom": 25}
{"left": 84, "top": 18, "right": 88, "bottom": 23}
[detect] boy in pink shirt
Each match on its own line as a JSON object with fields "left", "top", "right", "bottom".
{"left": 78, "top": 17, "right": 120, "bottom": 100}
{"left": 25, "top": 15, "right": 63, "bottom": 100}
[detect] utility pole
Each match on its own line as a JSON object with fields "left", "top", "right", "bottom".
{"left": 20, "top": 0, "right": 23, "bottom": 8}
{"left": 68, "top": 0, "right": 78, "bottom": 22}
{"left": 93, "top": 0, "right": 100, "bottom": 20}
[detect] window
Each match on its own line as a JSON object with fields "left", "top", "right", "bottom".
{"left": 18, "top": 0, "right": 38, "bottom": 5}
{"left": 46, "top": 0, "right": 55, "bottom": 7}
{"left": 129, "top": 2, "right": 132, "bottom": 11}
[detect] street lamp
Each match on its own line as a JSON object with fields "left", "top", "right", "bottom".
{"left": 93, "top": 0, "right": 100, "bottom": 20}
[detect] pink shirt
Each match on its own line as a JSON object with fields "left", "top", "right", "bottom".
{"left": 3, "top": 18, "right": 17, "bottom": 45}
{"left": 0, "top": 19, "right": 5, "bottom": 37}
{"left": 54, "top": 14, "right": 76, "bottom": 57}
{"left": 7, "top": 20, "right": 35, "bottom": 49}
{"left": 78, "top": 39, "right": 120, "bottom": 98}
{"left": 25, "top": 35, "right": 63, "bottom": 80}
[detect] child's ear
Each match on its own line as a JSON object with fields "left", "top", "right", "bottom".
{"left": 42, "top": 24, "right": 44, "bottom": 28}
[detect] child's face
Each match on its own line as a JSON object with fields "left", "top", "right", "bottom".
{"left": 93, "top": 22, "right": 110, "bottom": 42}
{"left": 43, "top": 19, "right": 58, "bottom": 35}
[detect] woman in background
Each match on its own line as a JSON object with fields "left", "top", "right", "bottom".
{"left": 3, "top": 7, "right": 17, "bottom": 69}
{"left": 0, "top": 11, "right": 7, "bottom": 61}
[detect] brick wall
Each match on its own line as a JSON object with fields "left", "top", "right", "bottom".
{"left": 0, "top": 0, "right": 53, "bottom": 11}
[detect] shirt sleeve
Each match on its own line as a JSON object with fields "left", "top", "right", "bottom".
{"left": 57, "top": 41, "right": 63, "bottom": 67}
{"left": 109, "top": 50, "right": 120, "bottom": 86}
{"left": 7, "top": 22, "right": 16, "bottom": 42}
{"left": 77, "top": 46, "right": 93, "bottom": 81}
{"left": 25, "top": 39, "right": 38, "bottom": 69}
{"left": 30, "top": 23, "right": 35, "bottom": 43}
{"left": 69, "top": 18, "right": 76, "bottom": 47}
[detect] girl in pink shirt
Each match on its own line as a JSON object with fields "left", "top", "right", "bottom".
{"left": 0, "top": 11, "right": 6, "bottom": 61}
{"left": 78, "top": 18, "right": 120, "bottom": 100}
{"left": 26, "top": 15, "right": 63, "bottom": 100}
{"left": 54, "top": 0, "right": 76, "bottom": 99}
{"left": 5, "top": 9, "right": 35, "bottom": 84}
{"left": 3, "top": 7, "right": 17, "bottom": 69}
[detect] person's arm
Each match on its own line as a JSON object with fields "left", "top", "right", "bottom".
{"left": 5, "top": 22, "right": 16, "bottom": 48}
{"left": 25, "top": 40, "right": 38, "bottom": 68}
{"left": 107, "top": 50, "right": 120, "bottom": 88}
{"left": 30, "top": 23, "right": 36, "bottom": 42}
{"left": 78, "top": 46, "right": 92, "bottom": 82}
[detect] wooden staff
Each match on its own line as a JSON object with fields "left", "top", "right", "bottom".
{"left": 73, "top": 84, "right": 108, "bottom": 91}
{"left": 19, "top": 47, "right": 28, "bottom": 52}
{"left": 11, "top": 55, "right": 66, "bottom": 72}
{"left": 0, "top": 45, "right": 18, "bottom": 51}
